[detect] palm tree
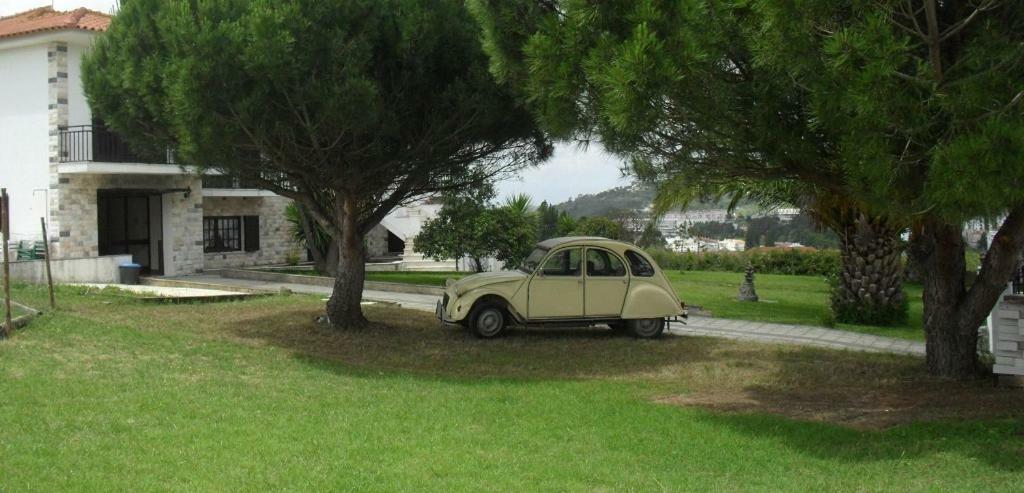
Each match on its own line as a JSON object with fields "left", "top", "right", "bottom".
{"left": 654, "top": 177, "right": 908, "bottom": 325}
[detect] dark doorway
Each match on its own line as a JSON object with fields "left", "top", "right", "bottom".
{"left": 97, "top": 191, "right": 163, "bottom": 275}
{"left": 387, "top": 231, "right": 405, "bottom": 255}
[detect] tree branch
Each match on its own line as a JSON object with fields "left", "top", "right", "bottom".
{"left": 961, "top": 205, "right": 1024, "bottom": 328}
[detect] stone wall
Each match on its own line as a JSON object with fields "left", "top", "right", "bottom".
{"left": 51, "top": 174, "right": 204, "bottom": 276}
{"left": 9, "top": 254, "right": 132, "bottom": 284}
{"left": 201, "top": 195, "right": 303, "bottom": 269}
{"left": 993, "top": 295, "right": 1024, "bottom": 376}
{"left": 47, "top": 41, "right": 68, "bottom": 253}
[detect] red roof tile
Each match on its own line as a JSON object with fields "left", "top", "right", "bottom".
{"left": 0, "top": 6, "right": 111, "bottom": 41}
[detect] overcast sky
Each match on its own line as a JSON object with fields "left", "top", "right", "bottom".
{"left": 5, "top": 0, "right": 632, "bottom": 204}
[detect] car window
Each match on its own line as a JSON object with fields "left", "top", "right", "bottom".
{"left": 586, "top": 248, "right": 627, "bottom": 277}
{"left": 540, "top": 248, "right": 582, "bottom": 276}
{"left": 520, "top": 247, "right": 548, "bottom": 273}
{"left": 625, "top": 250, "right": 655, "bottom": 277}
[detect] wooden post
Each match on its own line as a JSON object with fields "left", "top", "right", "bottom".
{"left": 1, "top": 189, "right": 11, "bottom": 338}
{"left": 41, "top": 217, "right": 56, "bottom": 309}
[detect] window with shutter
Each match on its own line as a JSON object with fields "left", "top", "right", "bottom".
{"left": 243, "top": 215, "right": 260, "bottom": 252}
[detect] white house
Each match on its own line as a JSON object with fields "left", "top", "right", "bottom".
{"left": 0, "top": 6, "right": 446, "bottom": 280}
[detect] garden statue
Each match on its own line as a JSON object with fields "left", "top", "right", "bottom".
{"left": 737, "top": 263, "right": 759, "bottom": 302}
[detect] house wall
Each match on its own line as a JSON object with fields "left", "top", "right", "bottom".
{"left": 201, "top": 195, "right": 303, "bottom": 269}
{"left": 993, "top": 295, "right": 1024, "bottom": 376}
{"left": 366, "top": 224, "right": 388, "bottom": 257}
{"left": 0, "top": 43, "right": 50, "bottom": 242}
{"left": 66, "top": 43, "right": 92, "bottom": 127}
{"left": 53, "top": 173, "right": 204, "bottom": 275}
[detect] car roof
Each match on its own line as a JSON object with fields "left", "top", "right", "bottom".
{"left": 536, "top": 236, "right": 640, "bottom": 251}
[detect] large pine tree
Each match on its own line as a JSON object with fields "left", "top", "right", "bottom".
{"left": 84, "top": 0, "right": 549, "bottom": 328}
{"left": 471, "top": 0, "right": 1024, "bottom": 377}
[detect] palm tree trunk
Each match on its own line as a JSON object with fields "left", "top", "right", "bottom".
{"left": 831, "top": 212, "right": 907, "bottom": 325}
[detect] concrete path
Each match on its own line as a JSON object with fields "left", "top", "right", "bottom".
{"left": 669, "top": 318, "right": 925, "bottom": 356}
{"left": 162, "top": 274, "right": 438, "bottom": 311}
{"left": 163, "top": 274, "right": 925, "bottom": 356}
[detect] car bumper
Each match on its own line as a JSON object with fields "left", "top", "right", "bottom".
{"left": 436, "top": 298, "right": 456, "bottom": 324}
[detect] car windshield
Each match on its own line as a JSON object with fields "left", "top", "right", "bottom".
{"left": 519, "top": 247, "right": 549, "bottom": 273}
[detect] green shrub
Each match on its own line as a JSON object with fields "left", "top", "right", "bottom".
{"left": 646, "top": 247, "right": 841, "bottom": 277}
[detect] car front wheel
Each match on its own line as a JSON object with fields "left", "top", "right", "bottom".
{"left": 469, "top": 303, "right": 506, "bottom": 338}
{"left": 628, "top": 318, "right": 665, "bottom": 339}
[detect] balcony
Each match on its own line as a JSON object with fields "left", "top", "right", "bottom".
{"left": 60, "top": 125, "right": 176, "bottom": 164}
{"left": 57, "top": 125, "right": 185, "bottom": 175}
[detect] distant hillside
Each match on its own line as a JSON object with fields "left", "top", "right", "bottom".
{"left": 553, "top": 185, "right": 656, "bottom": 218}
{"left": 553, "top": 185, "right": 750, "bottom": 218}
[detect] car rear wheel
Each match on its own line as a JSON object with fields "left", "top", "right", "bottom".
{"left": 628, "top": 318, "right": 665, "bottom": 339}
{"left": 469, "top": 303, "right": 506, "bottom": 338}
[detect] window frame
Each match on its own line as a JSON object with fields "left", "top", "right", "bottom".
{"left": 624, "top": 250, "right": 656, "bottom": 277}
{"left": 203, "top": 216, "right": 243, "bottom": 253}
{"left": 584, "top": 247, "right": 628, "bottom": 278}
{"left": 539, "top": 247, "right": 583, "bottom": 277}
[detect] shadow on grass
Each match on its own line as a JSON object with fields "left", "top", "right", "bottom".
{"left": 692, "top": 411, "right": 1024, "bottom": 472}
{"left": 221, "top": 304, "right": 727, "bottom": 381}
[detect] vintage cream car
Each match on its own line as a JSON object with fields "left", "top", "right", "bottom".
{"left": 436, "top": 237, "right": 686, "bottom": 338}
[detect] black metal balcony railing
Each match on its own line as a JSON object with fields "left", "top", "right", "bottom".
{"left": 59, "top": 125, "right": 175, "bottom": 164}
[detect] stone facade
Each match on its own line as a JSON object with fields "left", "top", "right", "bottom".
{"left": 47, "top": 41, "right": 68, "bottom": 253}
{"left": 52, "top": 173, "right": 205, "bottom": 275}
{"left": 201, "top": 195, "right": 303, "bottom": 269}
{"left": 993, "top": 295, "right": 1024, "bottom": 376}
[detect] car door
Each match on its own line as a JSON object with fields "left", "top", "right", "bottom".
{"left": 584, "top": 248, "right": 629, "bottom": 317}
{"left": 528, "top": 247, "right": 584, "bottom": 318}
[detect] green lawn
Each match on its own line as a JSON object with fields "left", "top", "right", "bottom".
{"left": 3, "top": 301, "right": 36, "bottom": 320}
{"left": 0, "top": 284, "right": 1020, "bottom": 491}
{"left": 666, "top": 271, "right": 925, "bottom": 341}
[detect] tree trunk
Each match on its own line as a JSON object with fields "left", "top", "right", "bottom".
{"left": 473, "top": 257, "right": 485, "bottom": 272}
{"left": 298, "top": 203, "right": 338, "bottom": 276}
{"left": 910, "top": 219, "right": 976, "bottom": 378}
{"left": 910, "top": 208, "right": 1024, "bottom": 379}
{"left": 326, "top": 196, "right": 368, "bottom": 329}
{"left": 831, "top": 212, "right": 907, "bottom": 325}
{"left": 319, "top": 240, "right": 339, "bottom": 277}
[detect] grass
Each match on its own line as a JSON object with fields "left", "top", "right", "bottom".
{"left": 666, "top": 271, "right": 925, "bottom": 341}
{"left": 4, "top": 300, "right": 37, "bottom": 320}
{"left": 266, "top": 268, "right": 924, "bottom": 340}
{"left": 1, "top": 283, "right": 1021, "bottom": 491}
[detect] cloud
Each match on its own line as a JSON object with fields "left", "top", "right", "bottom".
{"left": 496, "top": 142, "right": 632, "bottom": 205}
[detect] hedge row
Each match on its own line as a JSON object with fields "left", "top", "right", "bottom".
{"left": 646, "top": 247, "right": 841, "bottom": 276}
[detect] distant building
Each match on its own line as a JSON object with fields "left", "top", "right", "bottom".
{"left": 665, "top": 236, "right": 744, "bottom": 253}
{"left": 656, "top": 209, "right": 731, "bottom": 235}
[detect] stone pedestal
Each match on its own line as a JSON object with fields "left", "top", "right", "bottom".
{"left": 737, "top": 263, "right": 759, "bottom": 302}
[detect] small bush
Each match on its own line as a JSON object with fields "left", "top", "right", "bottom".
{"left": 646, "top": 247, "right": 840, "bottom": 277}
